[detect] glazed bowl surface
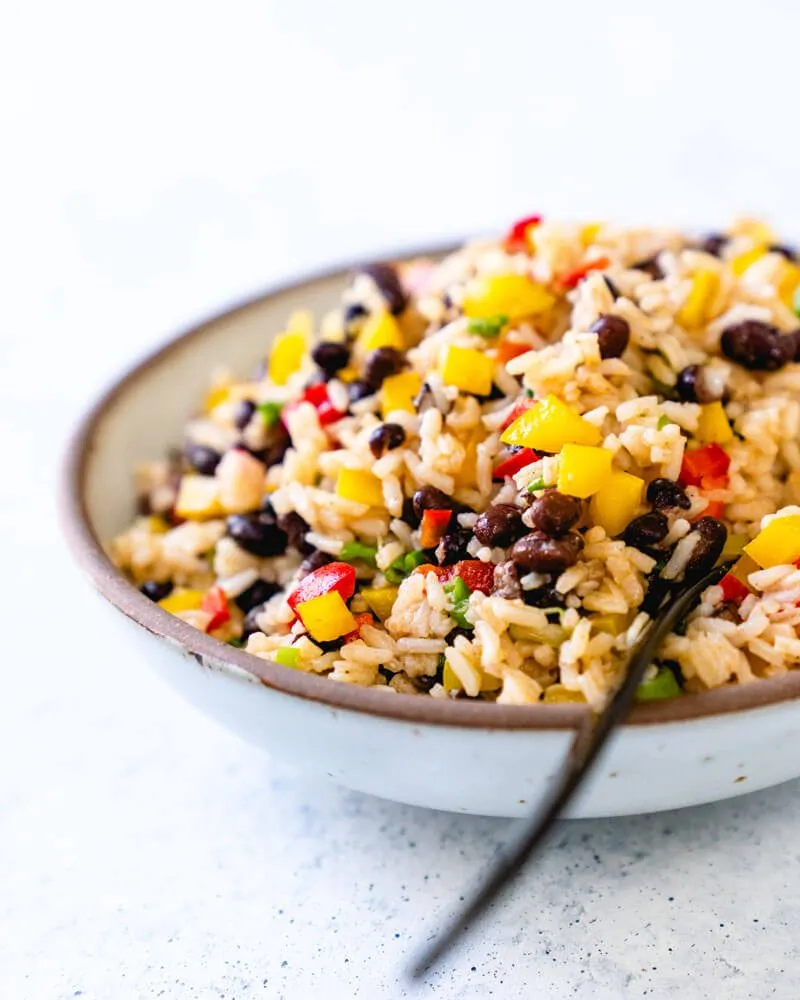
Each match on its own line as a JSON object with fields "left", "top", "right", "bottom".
{"left": 61, "top": 251, "right": 800, "bottom": 818}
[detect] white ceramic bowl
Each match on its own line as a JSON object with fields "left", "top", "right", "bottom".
{"left": 61, "top": 252, "right": 800, "bottom": 818}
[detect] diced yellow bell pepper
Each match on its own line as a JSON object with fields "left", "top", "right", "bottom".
{"left": 728, "top": 553, "right": 759, "bottom": 585}
{"left": 677, "top": 270, "right": 720, "bottom": 329}
{"left": 501, "top": 394, "right": 602, "bottom": 452}
{"left": 779, "top": 262, "right": 800, "bottom": 307}
{"left": 462, "top": 274, "right": 555, "bottom": 321}
{"left": 295, "top": 590, "right": 357, "bottom": 642}
{"left": 269, "top": 331, "right": 307, "bottom": 386}
{"left": 721, "top": 532, "right": 748, "bottom": 562}
{"left": 731, "top": 218, "right": 775, "bottom": 245}
{"left": 360, "top": 586, "right": 399, "bottom": 622}
{"left": 480, "top": 671, "right": 502, "bottom": 692}
{"left": 743, "top": 515, "right": 800, "bottom": 568}
{"left": 174, "top": 475, "right": 224, "bottom": 520}
{"left": 557, "top": 443, "right": 613, "bottom": 498}
{"left": 145, "top": 516, "right": 169, "bottom": 534}
{"left": 357, "top": 312, "right": 404, "bottom": 352}
{"left": 589, "top": 470, "right": 645, "bottom": 536}
{"left": 696, "top": 401, "right": 733, "bottom": 444}
{"left": 440, "top": 345, "right": 494, "bottom": 396}
{"left": 204, "top": 384, "right": 231, "bottom": 412}
{"left": 543, "top": 684, "right": 586, "bottom": 704}
{"left": 336, "top": 468, "right": 385, "bottom": 507}
{"left": 337, "top": 365, "right": 360, "bottom": 384}
{"left": 158, "top": 588, "right": 204, "bottom": 614}
{"left": 730, "top": 245, "right": 767, "bottom": 277}
{"left": 580, "top": 222, "right": 603, "bottom": 246}
{"left": 380, "top": 371, "right": 421, "bottom": 418}
{"left": 443, "top": 661, "right": 461, "bottom": 692}
{"left": 592, "top": 613, "right": 631, "bottom": 636}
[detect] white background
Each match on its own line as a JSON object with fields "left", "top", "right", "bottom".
{"left": 3, "top": 1, "right": 800, "bottom": 997}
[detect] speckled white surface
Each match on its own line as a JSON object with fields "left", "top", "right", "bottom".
{"left": 5, "top": 1, "right": 800, "bottom": 995}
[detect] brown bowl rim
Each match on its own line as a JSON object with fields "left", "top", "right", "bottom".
{"left": 59, "top": 244, "right": 800, "bottom": 730}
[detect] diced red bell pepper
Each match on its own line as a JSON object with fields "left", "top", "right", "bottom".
{"left": 719, "top": 573, "right": 750, "bottom": 604}
{"left": 201, "top": 585, "right": 231, "bottom": 632}
{"left": 692, "top": 499, "right": 725, "bottom": 521}
{"left": 679, "top": 443, "right": 731, "bottom": 487}
{"left": 500, "top": 396, "right": 535, "bottom": 432}
{"left": 420, "top": 508, "right": 453, "bottom": 548}
{"left": 301, "top": 382, "right": 347, "bottom": 426}
{"left": 557, "top": 257, "right": 611, "bottom": 291}
{"left": 700, "top": 474, "right": 728, "bottom": 492}
{"left": 453, "top": 560, "right": 495, "bottom": 595}
{"left": 412, "top": 564, "right": 452, "bottom": 580}
{"left": 493, "top": 447, "right": 539, "bottom": 480}
{"left": 505, "top": 214, "right": 542, "bottom": 251}
{"left": 344, "top": 612, "right": 374, "bottom": 642}
{"left": 288, "top": 561, "right": 357, "bottom": 612}
{"left": 496, "top": 339, "right": 532, "bottom": 366}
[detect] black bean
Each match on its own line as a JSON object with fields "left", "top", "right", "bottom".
{"left": 603, "top": 275, "right": 621, "bottom": 300}
{"left": 699, "top": 233, "right": 728, "bottom": 258}
{"left": 634, "top": 255, "right": 663, "bottom": 280}
{"left": 242, "top": 606, "right": 267, "bottom": 639}
{"left": 263, "top": 429, "right": 291, "bottom": 469}
{"left": 368, "top": 422, "right": 406, "bottom": 458}
{"left": 523, "top": 584, "right": 566, "bottom": 609}
{"left": 527, "top": 490, "right": 581, "bottom": 537}
{"left": 313, "top": 638, "right": 345, "bottom": 654}
{"left": 226, "top": 512, "right": 288, "bottom": 557}
{"left": 493, "top": 560, "right": 522, "bottom": 600}
{"left": 646, "top": 478, "right": 691, "bottom": 511}
{"left": 445, "top": 626, "right": 474, "bottom": 644}
{"left": 474, "top": 504, "right": 526, "bottom": 548}
{"left": 184, "top": 442, "right": 222, "bottom": 476}
{"left": 360, "top": 262, "right": 408, "bottom": 315}
{"left": 401, "top": 496, "right": 420, "bottom": 528}
{"left": 276, "top": 511, "right": 313, "bottom": 555}
{"left": 435, "top": 528, "right": 472, "bottom": 566}
{"left": 235, "top": 579, "right": 280, "bottom": 613}
{"left": 769, "top": 243, "right": 797, "bottom": 262}
{"left": 312, "top": 341, "right": 350, "bottom": 378}
{"left": 511, "top": 531, "right": 583, "bottom": 574}
{"left": 344, "top": 302, "right": 368, "bottom": 326}
{"left": 622, "top": 511, "right": 669, "bottom": 548}
{"left": 720, "top": 320, "right": 794, "bottom": 371}
{"left": 363, "top": 347, "right": 405, "bottom": 391}
{"left": 412, "top": 485, "right": 465, "bottom": 520}
{"left": 684, "top": 517, "right": 727, "bottom": 577}
{"left": 589, "top": 314, "right": 630, "bottom": 359}
{"left": 675, "top": 364, "right": 721, "bottom": 404}
{"left": 348, "top": 380, "right": 374, "bottom": 403}
{"left": 232, "top": 399, "right": 256, "bottom": 431}
{"left": 415, "top": 673, "right": 439, "bottom": 693}
{"left": 412, "top": 381, "right": 436, "bottom": 414}
{"left": 298, "top": 550, "right": 333, "bottom": 579}
{"left": 141, "top": 580, "right": 173, "bottom": 602}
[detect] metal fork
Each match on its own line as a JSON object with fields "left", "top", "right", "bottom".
{"left": 409, "top": 561, "right": 730, "bottom": 980}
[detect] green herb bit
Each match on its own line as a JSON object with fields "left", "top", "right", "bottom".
{"left": 257, "top": 401, "right": 283, "bottom": 428}
{"left": 444, "top": 577, "right": 473, "bottom": 629}
{"left": 636, "top": 665, "right": 682, "bottom": 702}
{"left": 385, "top": 549, "right": 430, "bottom": 583}
{"left": 794, "top": 284, "right": 800, "bottom": 319}
{"left": 656, "top": 414, "right": 674, "bottom": 430}
{"left": 227, "top": 637, "right": 245, "bottom": 648}
{"left": 403, "top": 550, "right": 430, "bottom": 572}
{"left": 339, "top": 541, "right": 379, "bottom": 567}
{"left": 467, "top": 314, "right": 508, "bottom": 338}
{"left": 527, "top": 476, "right": 547, "bottom": 493}
{"left": 274, "top": 646, "right": 301, "bottom": 668}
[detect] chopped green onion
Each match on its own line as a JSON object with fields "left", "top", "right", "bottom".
{"left": 444, "top": 577, "right": 473, "bottom": 629}
{"left": 650, "top": 378, "right": 679, "bottom": 402}
{"left": 525, "top": 388, "right": 535, "bottom": 399}
{"left": 636, "top": 665, "right": 681, "bottom": 702}
{"left": 227, "top": 637, "right": 245, "bottom": 648}
{"left": 527, "top": 476, "right": 547, "bottom": 493}
{"left": 385, "top": 549, "right": 430, "bottom": 583}
{"left": 258, "top": 401, "right": 283, "bottom": 427}
{"left": 274, "top": 646, "right": 300, "bottom": 668}
{"left": 657, "top": 414, "right": 673, "bottom": 430}
{"left": 794, "top": 284, "right": 800, "bottom": 319}
{"left": 339, "top": 541, "right": 379, "bottom": 567}
{"left": 467, "top": 314, "right": 508, "bottom": 338}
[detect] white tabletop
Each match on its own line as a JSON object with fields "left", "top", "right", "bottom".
{"left": 4, "top": 2, "right": 800, "bottom": 996}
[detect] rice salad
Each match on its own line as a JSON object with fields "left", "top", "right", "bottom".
{"left": 110, "top": 215, "right": 800, "bottom": 709}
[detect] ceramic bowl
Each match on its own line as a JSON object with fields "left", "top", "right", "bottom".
{"left": 60, "top": 250, "right": 800, "bottom": 818}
